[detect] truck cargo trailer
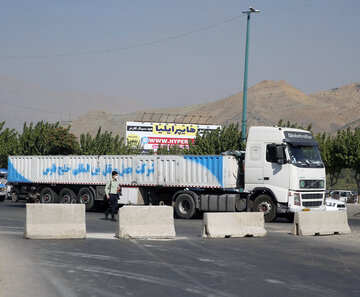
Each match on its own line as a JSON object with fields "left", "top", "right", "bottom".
{"left": 8, "top": 154, "right": 242, "bottom": 218}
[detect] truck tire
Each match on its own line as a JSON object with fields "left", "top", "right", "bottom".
{"left": 253, "top": 194, "right": 277, "bottom": 222}
{"left": 175, "top": 193, "right": 196, "bottom": 219}
{"left": 59, "top": 188, "right": 77, "bottom": 204}
{"left": 11, "top": 191, "right": 19, "bottom": 202}
{"left": 40, "top": 187, "right": 59, "bottom": 204}
{"left": 78, "top": 187, "right": 94, "bottom": 211}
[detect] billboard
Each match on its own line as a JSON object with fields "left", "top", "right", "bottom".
{"left": 126, "top": 121, "right": 221, "bottom": 151}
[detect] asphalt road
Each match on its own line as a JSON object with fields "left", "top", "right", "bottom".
{"left": 0, "top": 201, "right": 359, "bottom": 297}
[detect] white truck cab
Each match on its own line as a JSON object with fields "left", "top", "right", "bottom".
{"left": 245, "top": 126, "right": 326, "bottom": 221}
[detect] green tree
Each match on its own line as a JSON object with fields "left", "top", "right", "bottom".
{"left": 315, "top": 132, "right": 346, "bottom": 190}
{"left": 78, "top": 127, "right": 143, "bottom": 155}
{"left": 18, "top": 121, "right": 56, "bottom": 155}
{"left": 0, "top": 122, "right": 19, "bottom": 167}
{"left": 188, "top": 123, "right": 242, "bottom": 155}
{"left": 346, "top": 128, "right": 360, "bottom": 194}
{"left": 18, "top": 121, "right": 78, "bottom": 156}
{"left": 156, "top": 144, "right": 185, "bottom": 155}
{"left": 48, "top": 126, "right": 78, "bottom": 155}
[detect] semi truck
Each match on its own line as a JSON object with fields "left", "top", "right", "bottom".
{"left": 7, "top": 126, "right": 326, "bottom": 222}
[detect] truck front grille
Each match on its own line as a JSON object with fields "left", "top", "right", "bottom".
{"left": 303, "top": 201, "right": 322, "bottom": 207}
{"left": 300, "top": 180, "right": 324, "bottom": 189}
{"left": 302, "top": 193, "right": 323, "bottom": 200}
{"left": 301, "top": 193, "right": 323, "bottom": 208}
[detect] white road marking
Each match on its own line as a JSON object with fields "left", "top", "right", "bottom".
{"left": 198, "top": 258, "right": 215, "bottom": 262}
{"left": 265, "top": 279, "right": 286, "bottom": 284}
{"left": 86, "top": 232, "right": 117, "bottom": 239}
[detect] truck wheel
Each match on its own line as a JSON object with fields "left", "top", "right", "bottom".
{"left": 40, "top": 187, "right": 59, "bottom": 204}
{"left": 235, "top": 197, "right": 247, "bottom": 212}
{"left": 253, "top": 194, "right": 277, "bottom": 222}
{"left": 11, "top": 191, "right": 19, "bottom": 202}
{"left": 78, "top": 187, "right": 94, "bottom": 211}
{"left": 59, "top": 188, "right": 77, "bottom": 204}
{"left": 175, "top": 193, "right": 196, "bottom": 219}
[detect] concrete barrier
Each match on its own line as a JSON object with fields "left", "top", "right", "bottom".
{"left": 115, "top": 206, "right": 176, "bottom": 239}
{"left": 291, "top": 211, "right": 350, "bottom": 236}
{"left": 202, "top": 212, "right": 267, "bottom": 238}
{"left": 346, "top": 203, "right": 360, "bottom": 219}
{"left": 24, "top": 204, "right": 86, "bottom": 239}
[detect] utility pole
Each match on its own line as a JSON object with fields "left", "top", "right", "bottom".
{"left": 241, "top": 7, "right": 260, "bottom": 145}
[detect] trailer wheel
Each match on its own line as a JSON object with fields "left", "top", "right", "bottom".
{"left": 11, "top": 191, "right": 19, "bottom": 202}
{"left": 253, "top": 194, "right": 277, "bottom": 222}
{"left": 59, "top": 188, "right": 77, "bottom": 204}
{"left": 175, "top": 193, "right": 196, "bottom": 219}
{"left": 78, "top": 187, "right": 94, "bottom": 211}
{"left": 40, "top": 187, "right": 59, "bottom": 204}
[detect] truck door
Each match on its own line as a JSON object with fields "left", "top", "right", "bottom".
{"left": 262, "top": 144, "right": 290, "bottom": 203}
{"left": 244, "top": 142, "right": 264, "bottom": 188}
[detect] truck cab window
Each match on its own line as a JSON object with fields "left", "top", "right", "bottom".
{"left": 288, "top": 145, "right": 324, "bottom": 168}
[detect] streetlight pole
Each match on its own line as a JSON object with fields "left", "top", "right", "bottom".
{"left": 241, "top": 7, "right": 260, "bottom": 145}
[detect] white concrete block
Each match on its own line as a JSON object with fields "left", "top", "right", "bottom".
{"left": 202, "top": 212, "right": 267, "bottom": 238}
{"left": 292, "top": 211, "right": 350, "bottom": 236}
{"left": 116, "top": 206, "right": 175, "bottom": 239}
{"left": 24, "top": 204, "right": 86, "bottom": 239}
{"left": 346, "top": 203, "right": 360, "bottom": 219}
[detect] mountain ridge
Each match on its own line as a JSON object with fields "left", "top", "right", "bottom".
{"left": 69, "top": 80, "right": 360, "bottom": 138}
{"left": 1, "top": 74, "right": 358, "bottom": 137}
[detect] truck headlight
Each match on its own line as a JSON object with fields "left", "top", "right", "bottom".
{"left": 294, "top": 193, "right": 301, "bottom": 206}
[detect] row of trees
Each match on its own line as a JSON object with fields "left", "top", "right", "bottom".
{"left": 1, "top": 120, "right": 360, "bottom": 193}
{"left": 317, "top": 128, "right": 360, "bottom": 192}
{"left": 0, "top": 121, "right": 142, "bottom": 168}
{"left": 0, "top": 121, "right": 243, "bottom": 167}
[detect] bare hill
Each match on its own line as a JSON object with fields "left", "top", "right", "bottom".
{"left": 309, "top": 82, "right": 360, "bottom": 131}
{"left": 70, "top": 79, "right": 360, "bottom": 139}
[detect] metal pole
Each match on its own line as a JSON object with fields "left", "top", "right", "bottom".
{"left": 241, "top": 7, "right": 260, "bottom": 145}
{"left": 241, "top": 13, "right": 251, "bottom": 145}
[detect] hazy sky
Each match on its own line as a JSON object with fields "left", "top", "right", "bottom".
{"left": 0, "top": 0, "right": 359, "bottom": 109}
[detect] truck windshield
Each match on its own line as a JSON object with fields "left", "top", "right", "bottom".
{"left": 288, "top": 145, "right": 324, "bottom": 168}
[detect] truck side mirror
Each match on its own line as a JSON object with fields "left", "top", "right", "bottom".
{"left": 275, "top": 146, "right": 285, "bottom": 165}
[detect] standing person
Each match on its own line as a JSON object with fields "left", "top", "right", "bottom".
{"left": 104, "top": 171, "right": 121, "bottom": 221}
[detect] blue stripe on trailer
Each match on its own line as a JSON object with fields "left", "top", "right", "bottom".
{"left": 183, "top": 156, "right": 223, "bottom": 188}
{"left": 7, "top": 158, "right": 30, "bottom": 183}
